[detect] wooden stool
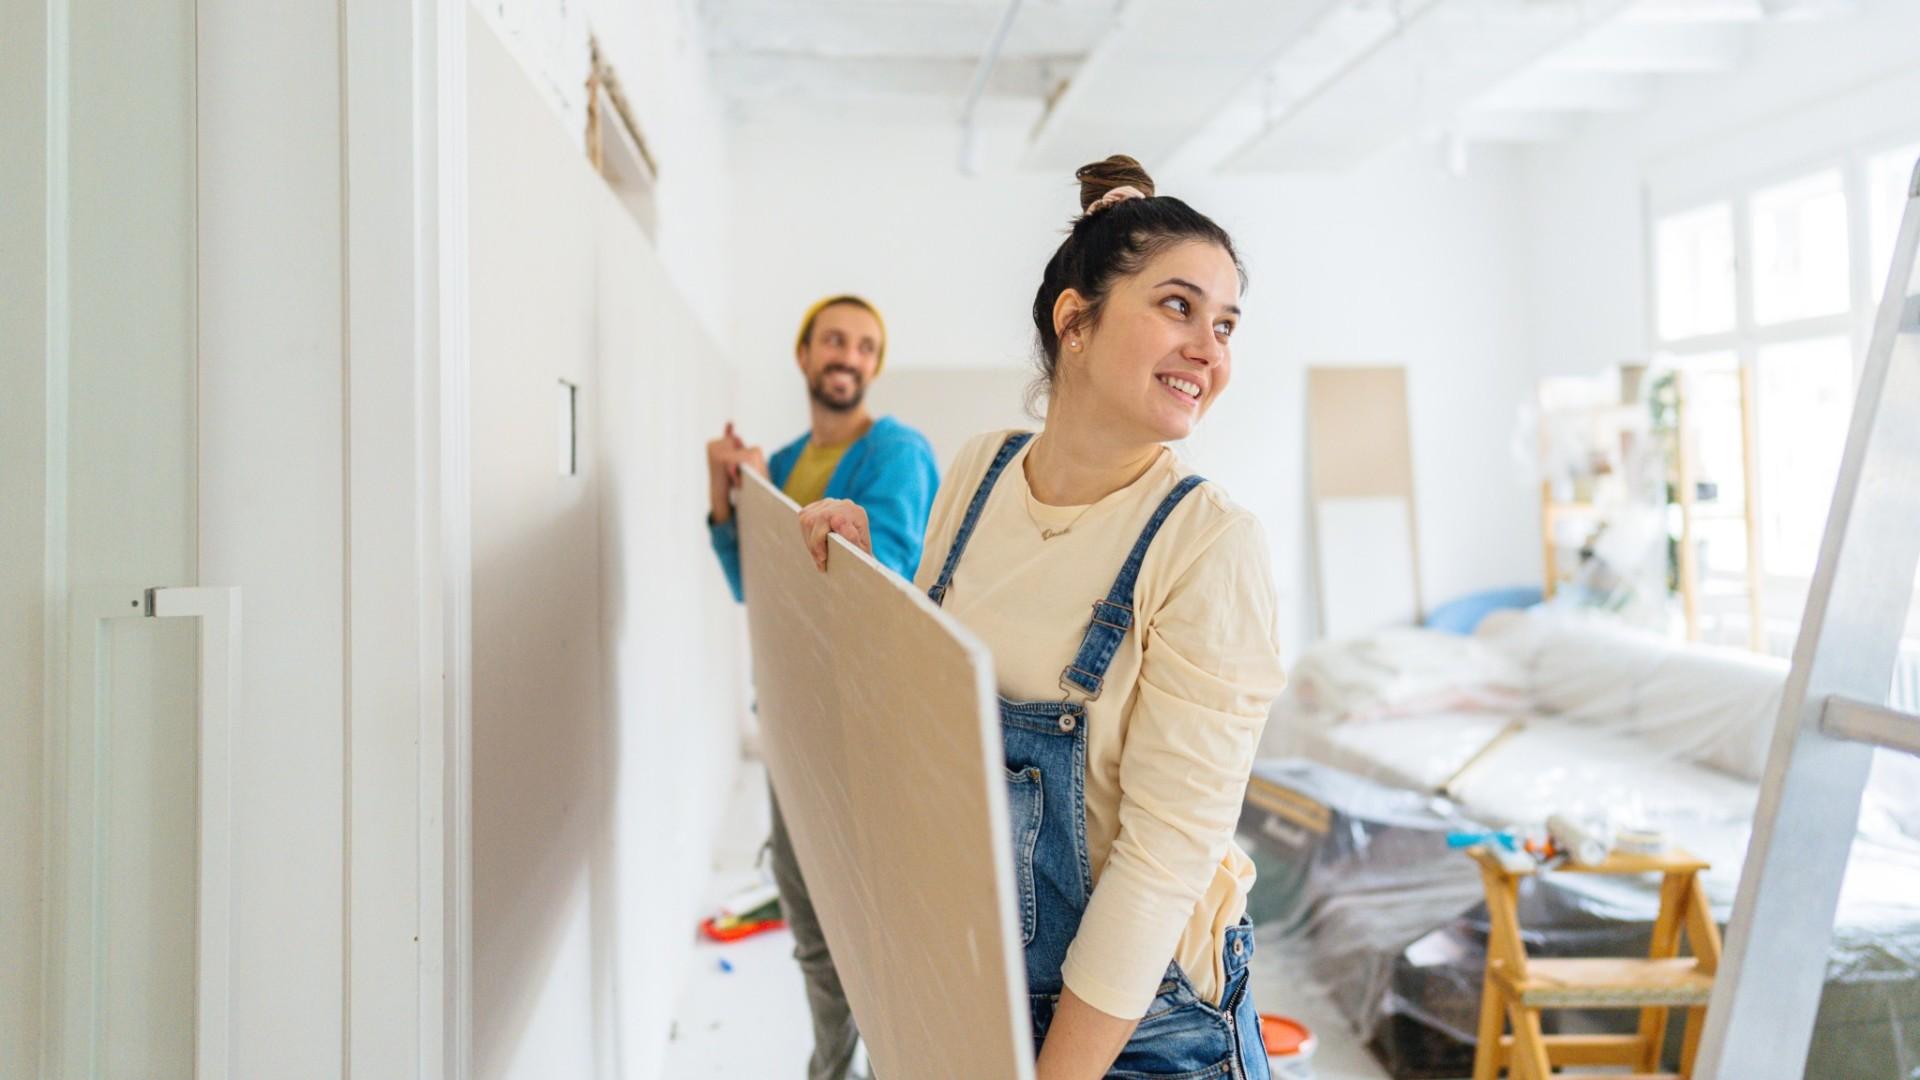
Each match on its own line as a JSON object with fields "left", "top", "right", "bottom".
{"left": 1468, "top": 847, "right": 1722, "bottom": 1080}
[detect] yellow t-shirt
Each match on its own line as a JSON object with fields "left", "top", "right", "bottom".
{"left": 914, "top": 431, "right": 1288, "bottom": 1020}
{"left": 781, "top": 440, "right": 851, "bottom": 507}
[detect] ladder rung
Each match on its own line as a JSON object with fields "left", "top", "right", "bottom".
{"left": 1552, "top": 1074, "right": 1680, "bottom": 1080}
{"left": 1823, "top": 695, "right": 1920, "bottom": 755}
{"left": 1498, "top": 1032, "right": 1643, "bottom": 1065}
{"left": 1496, "top": 957, "right": 1715, "bottom": 1007}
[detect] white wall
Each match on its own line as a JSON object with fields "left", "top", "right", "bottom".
{"left": 727, "top": 120, "right": 1542, "bottom": 654}
{"left": 867, "top": 366, "right": 1040, "bottom": 474}
{"left": 467, "top": 12, "right": 741, "bottom": 1079}
{"left": 475, "top": 0, "right": 733, "bottom": 340}
{"left": 1519, "top": 0, "right": 1920, "bottom": 379}
{"left": 582, "top": 0, "right": 733, "bottom": 340}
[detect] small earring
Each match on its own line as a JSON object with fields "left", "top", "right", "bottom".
{"left": 1068, "top": 338, "right": 1081, "bottom": 350}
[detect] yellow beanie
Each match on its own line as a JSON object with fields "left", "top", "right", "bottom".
{"left": 795, "top": 295, "right": 887, "bottom": 376}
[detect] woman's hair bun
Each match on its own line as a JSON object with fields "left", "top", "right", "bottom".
{"left": 1075, "top": 155, "right": 1155, "bottom": 213}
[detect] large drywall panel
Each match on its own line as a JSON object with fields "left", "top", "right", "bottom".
{"left": 737, "top": 473, "right": 1034, "bottom": 1080}
{"left": 1315, "top": 496, "right": 1422, "bottom": 639}
{"left": 470, "top": 9, "right": 605, "bottom": 1071}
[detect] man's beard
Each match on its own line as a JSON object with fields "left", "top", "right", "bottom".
{"left": 809, "top": 365, "right": 865, "bottom": 413}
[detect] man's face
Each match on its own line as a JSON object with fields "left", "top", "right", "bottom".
{"left": 799, "top": 303, "right": 883, "bottom": 414}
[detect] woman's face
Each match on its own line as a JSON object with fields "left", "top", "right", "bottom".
{"left": 1062, "top": 240, "right": 1239, "bottom": 444}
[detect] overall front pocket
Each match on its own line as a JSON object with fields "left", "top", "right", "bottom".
{"left": 1003, "top": 765, "right": 1043, "bottom": 945}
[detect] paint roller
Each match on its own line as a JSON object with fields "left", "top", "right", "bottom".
{"left": 1546, "top": 814, "right": 1613, "bottom": 867}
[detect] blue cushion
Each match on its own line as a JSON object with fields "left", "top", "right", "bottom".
{"left": 1424, "top": 587, "right": 1544, "bottom": 635}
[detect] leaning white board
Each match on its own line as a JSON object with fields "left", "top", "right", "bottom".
{"left": 1314, "top": 495, "right": 1420, "bottom": 640}
{"left": 1305, "top": 366, "right": 1424, "bottom": 638}
{"left": 737, "top": 472, "right": 1036, "bottom": 1080}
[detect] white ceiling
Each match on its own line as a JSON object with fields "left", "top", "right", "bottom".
{"left": 702, "top": 0, "right": 1106, "bottom": 111}
{"left": 696, "top": 0, "right": 1862, "bottom": 171}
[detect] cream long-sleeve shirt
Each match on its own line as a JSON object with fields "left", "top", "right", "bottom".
{"left": 913, "top": 431, "right": 1288, "bottom": 1020}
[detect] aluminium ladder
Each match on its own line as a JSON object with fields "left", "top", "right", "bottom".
{"left": 1692, "top": 157, "right": 1920, "bottom": 1078}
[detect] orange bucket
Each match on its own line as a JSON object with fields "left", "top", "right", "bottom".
{"left": 1259, "top": 1013, "right": 1316, "bottom": 1077}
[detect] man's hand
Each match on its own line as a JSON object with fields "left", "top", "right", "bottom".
{"left": 796, "top": 498, "right": 871, "bottom": 570}
{"left": 706, "top": 422, "right": 768, "bottom": 524}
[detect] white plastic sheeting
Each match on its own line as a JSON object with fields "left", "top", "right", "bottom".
{"left": 1265, "top": 610, "right": 1787, "bottom": 822}
{"left": 1247, "top": 611, "right": 1920, "bottom": 1077}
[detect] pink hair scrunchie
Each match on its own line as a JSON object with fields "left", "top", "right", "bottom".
{"left": 1084, "top": 185, "right": 1146, "bottom": 217}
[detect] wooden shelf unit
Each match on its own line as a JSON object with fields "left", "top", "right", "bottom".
{"left": 1536, "top": 365, "right": 1763, "bottom": 646}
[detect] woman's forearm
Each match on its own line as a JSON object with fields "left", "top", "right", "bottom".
{"left": 1034, "top": 987, "right": 1139, "bottom": 1080}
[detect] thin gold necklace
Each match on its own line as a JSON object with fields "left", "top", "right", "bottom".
{"left": 1024, "top": 440, "right": 1098, "bottom": 540}
{"left": 1039, "top": 504, "right": 1096, "bottom": 541}
{"left": 1026, "top": 438, "right": 1119, "bottom": 540}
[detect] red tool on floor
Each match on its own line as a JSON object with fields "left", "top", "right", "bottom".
{"left": 698, "top": 881, "right": 786, "bottom": 943}
{"left": 699, "top": 914, "right": 785, "bottom": 943}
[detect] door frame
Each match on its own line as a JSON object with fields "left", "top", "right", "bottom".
{"left": 333, "top": 0, "right": 474, "bottom": 1073}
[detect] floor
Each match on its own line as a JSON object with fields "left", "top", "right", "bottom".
{"left": 665, "top": 759, "right": 1412, "bottom": 1079}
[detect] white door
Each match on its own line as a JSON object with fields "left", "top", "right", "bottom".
{"left": 4, "top": 1, "right": 229, "bottom": 1075}
{"left": 8, "top": 1, "right": 455, "bottom": 1074}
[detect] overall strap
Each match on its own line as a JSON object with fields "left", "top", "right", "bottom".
{"left": 1058, "top": 474, "right": 1206, "bottom": 700}
{"left": 927, "top": 432, "right": 1033, "bottom": 607}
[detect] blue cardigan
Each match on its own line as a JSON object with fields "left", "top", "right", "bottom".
{"left": 708, "top": 415, "right": 940, "bottom": 603}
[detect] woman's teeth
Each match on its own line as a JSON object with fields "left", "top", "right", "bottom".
{"left": 1157, "top": 374, "right": 1201, "bottom": 400}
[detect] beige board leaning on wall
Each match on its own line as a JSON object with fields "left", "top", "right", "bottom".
{"left": 1306, "top": 365, "right": 1424, "bottom": 640}
{"left": 737, "top": 473, "right": 1035, "bottom": 1080}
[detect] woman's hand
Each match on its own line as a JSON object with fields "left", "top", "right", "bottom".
{"left": 796, "top": 498, "right": 871, "bottom": 570}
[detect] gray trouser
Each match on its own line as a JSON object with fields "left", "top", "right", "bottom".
{"left": 767, "top": 783, "right": 867, "bottom": 1080}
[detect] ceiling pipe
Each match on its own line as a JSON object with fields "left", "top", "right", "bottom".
{"left": 958, "top": 0, "right": 1027, "bottom": 175}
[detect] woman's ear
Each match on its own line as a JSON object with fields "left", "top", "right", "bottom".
{"left": 1052, "top": 288, "right": 1088, "bottom": 348}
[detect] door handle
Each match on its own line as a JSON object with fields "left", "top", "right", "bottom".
{"left": 59, "top": 586, "right": 240, "bottom": 1080}
{"left": 148, "top": 586, "right": 239, "bottom": 1080}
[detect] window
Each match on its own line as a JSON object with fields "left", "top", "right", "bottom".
{"left": 1651, "top": 139, "right": 1919, "bottom": 655}
{"left": 1749, "top": 170, "right": 1849, "bottom": 326}
{"left": 1755, "top": 336, "right": 1853, "bottom": 577}
{"left": 1682, "top": 353, "right": 1749, "bottom": 580}
{"left": 1656, "top": 205, "right": 1736, "bottom": 340}
{"left": 1868, "top": 144, "right": 1919, "bottom": 301}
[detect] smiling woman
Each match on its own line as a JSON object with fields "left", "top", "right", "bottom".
{"left": 1025, "top": 156, "right": 1244, "bottom": 439}
{"left": 794, "top": 154, "right": 1287, "bottom": 1080}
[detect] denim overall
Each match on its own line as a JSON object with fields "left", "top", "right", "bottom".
{"left": 928, "top": 433, "right": 1271, "bottom": 1079}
